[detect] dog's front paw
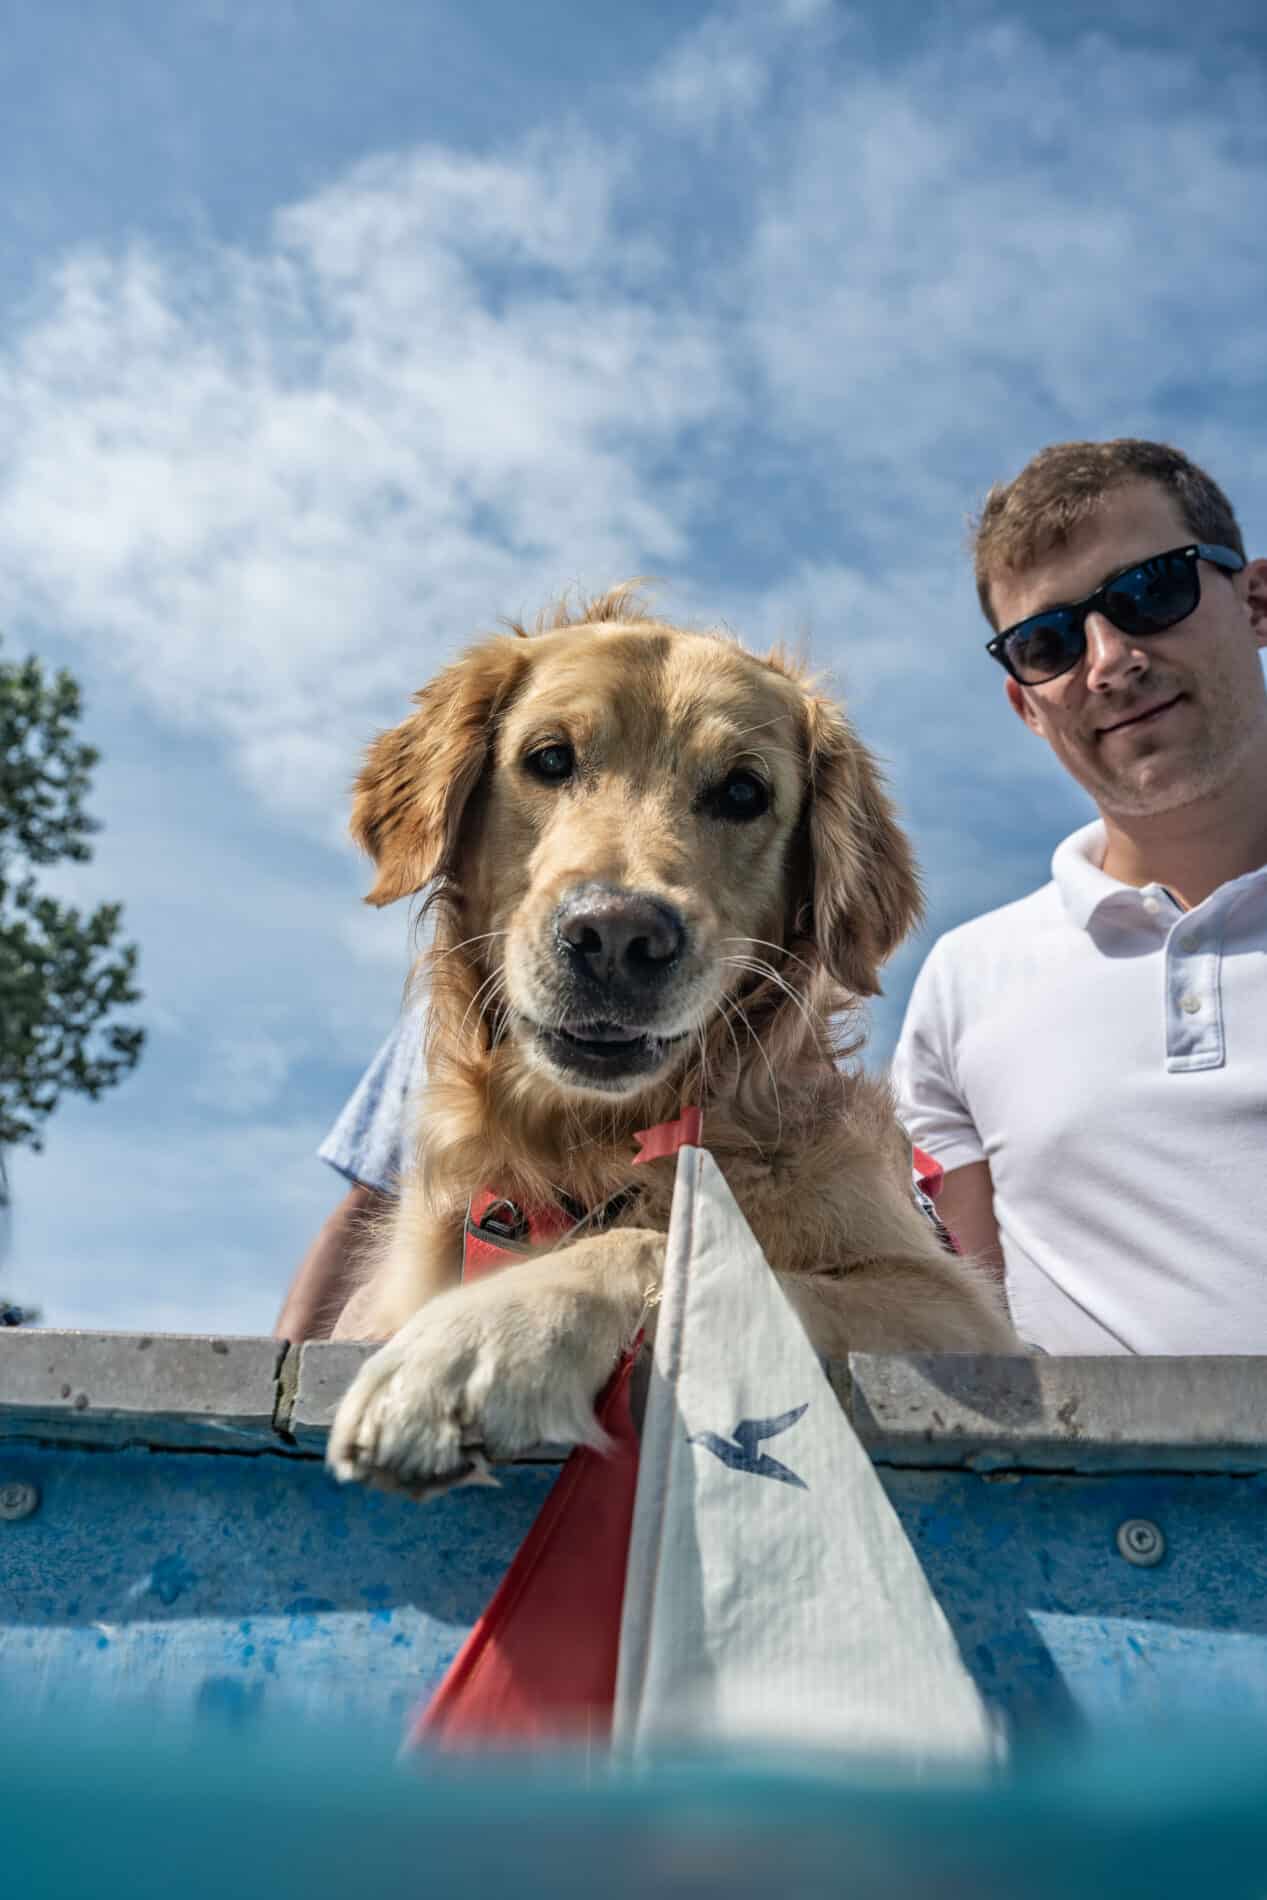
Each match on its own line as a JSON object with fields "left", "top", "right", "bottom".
{"left": 325, "top": 1278, "right": 623, "bottom": 1496}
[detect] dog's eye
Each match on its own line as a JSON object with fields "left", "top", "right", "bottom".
{"left": 711, "top": 770, "right": 770, "bottom": 822}
{"left": 525, "top": 743, "right": 575, "bottom": 783}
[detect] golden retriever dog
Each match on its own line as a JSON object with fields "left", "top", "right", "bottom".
{"left": 327, "top": 588, "right": 1016, "bottom": 1493}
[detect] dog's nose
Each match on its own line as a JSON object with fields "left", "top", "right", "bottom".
{"left": 555, "top": 886, "right": 685, "bottom": 986}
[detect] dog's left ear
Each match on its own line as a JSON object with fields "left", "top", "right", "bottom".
{"left": 797, "top": 693, "right": 924, "bottom": 997}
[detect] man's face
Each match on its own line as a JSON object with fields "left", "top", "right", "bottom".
{"left": 990, "top": 481, "right": 1267, "bottom": 819}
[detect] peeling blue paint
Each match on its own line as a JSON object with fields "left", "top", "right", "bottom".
{"left": 0, "top": 1440, "right": 555, "bottom": 1732}
{"left": 150, "top": 1553, "right": 197, "bottom": 1605}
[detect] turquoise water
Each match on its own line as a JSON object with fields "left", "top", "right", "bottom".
{"left": 8, "top": 1714, "right": 1267, "bottom": 1898}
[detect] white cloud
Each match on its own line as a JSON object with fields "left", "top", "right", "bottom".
{"left": 644, "top": 0, "right": 838, "bottom": 136}
{"left": 0, "top": 134, "right": 735, "bottom": 837}
{"left": 738, "top": 18, "right": 1267, "bottom": 538}
{"left": 645, "top": 23, "right": 768, "bottom": 133}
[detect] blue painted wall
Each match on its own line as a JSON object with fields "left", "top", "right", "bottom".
{"left": 4, "top": 1437, "right": 1266, "bottom": 1740}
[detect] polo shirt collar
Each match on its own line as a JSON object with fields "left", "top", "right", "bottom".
{"left": 1052, "top": 819, "right": 1158, "bottom": 930}
{"left": 1052, "top": 820, "right": 1267, "bottom": 932}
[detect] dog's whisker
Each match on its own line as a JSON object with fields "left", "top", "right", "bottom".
{"left": 720, "top": 936, "right": 819, "bottom": 983}
{"left": 730, "top": 717, "right": 795, "bottom": 745}
{"left": 713, "top": 991, "right": 751, "bottom": 1064}
{"left": 461, "top": 963, "right": 505, "bottom": 1013}
{"left": 735, "top": 750, "right": 772, "bottom": 780}
{"left": 487, "top": 994, "right": 515, "bottom": 1056}
{"left": 745, "top": 960, "right": 831, "bottom": 1046}
{"left": 561, "top": 1094, "right": 593, "bottom": 1162}
{"left": 458, "top": 966, "right": 510, "bottom": 1045}
{"left": 713, "top": 994, "right": 745, "bottom": 1083}
{"left": 727, "top": 956, "right": 821, "bottom": 1024}
{"left": 694, "top": 1021, "right": 715, "bottom": 1105}
{"left": 710, "top": 1004, "right": 773, "bottom": 1158}
{"left": 721, "top": 955, "right": 827, "bottom": 1050}
{"left": 430, "top": 929, "right": 509, "bottom": 970}
{"left": 725, "top": 991, "right": 784, "bottom": 1147}
{"left": 478, "top": 972, "right": 511, "bottom": 1031}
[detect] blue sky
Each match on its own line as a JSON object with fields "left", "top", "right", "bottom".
{"left": 2, "top": 0, "right": 1264, "bottom": 1331}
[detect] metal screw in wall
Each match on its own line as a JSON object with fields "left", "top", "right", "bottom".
{"left": 1116, "top": 1518, "right": 1165, "bottom": 1566}
{"left": 0, "top": 1480, "right": 40, "bottom": 1522}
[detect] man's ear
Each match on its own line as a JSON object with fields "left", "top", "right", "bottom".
{"left": 796, "top": 693, "right": 924, "bottom": 998}
{"left": 1243, "top": 557, "right": 1267, "bottom": 648}
{"left": 1005, "top": 675, "right": 1042, "bottom": 732}
{"left": 351, "top": 636, "right": 529, "bottom": 907}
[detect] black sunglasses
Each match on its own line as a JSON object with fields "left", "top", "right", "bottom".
{"left": 986, "top": 543, "right": 1245, "bottom": 685}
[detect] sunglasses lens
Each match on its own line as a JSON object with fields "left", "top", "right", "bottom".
{"left": 1005, "top": 612, "right": 1082, "bottom": 684}
{"left": 1102, "top": 552, "right": 1197, "bottom": 636}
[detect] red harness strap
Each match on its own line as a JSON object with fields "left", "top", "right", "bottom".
{"left": 463, "top": 1191, "right": 577, "bottom": 1283}
{"left": 912, "top": 1145, "right": 943, "bottom": 1201}
{"left": 462, "top": 1107, "right": 704, "bottom": 1284}
{"left": 911, "top": 1143, "right": 961, "bottom": 1256}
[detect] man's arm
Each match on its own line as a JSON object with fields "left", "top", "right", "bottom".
{"left": 274, "top": 1182, "right": 390, "bottom": 1342}
{"left": 936, "top": 1160, "right": 1005, "bottom": 1285}
{"left": 283, "top": 1006, "right": 428, "bottom": 1340}
{"left": 890, "top": 939, "right": 1005, "bottom": 1283}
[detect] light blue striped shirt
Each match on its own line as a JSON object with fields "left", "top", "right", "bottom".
{"left": 318, "top": 1010, "right": 427, "bottom": 1196}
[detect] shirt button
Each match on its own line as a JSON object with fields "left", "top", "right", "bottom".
{"left": 1142, "top": 897, "right": 1160, "bottom": 915}
{"left": 1180, "top": 994, "right": 1202, "bottom": 1015}
{"left": 1178, "top": 935, "right": 1200, "bottom": 953}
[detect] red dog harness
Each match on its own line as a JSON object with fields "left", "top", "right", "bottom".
{"left": 462, "top": 1111, "right": 955, "bottom": 1279}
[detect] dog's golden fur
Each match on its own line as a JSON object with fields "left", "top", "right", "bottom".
{"left": 327, "top": 590, "right": 1016, "bottom": 1491}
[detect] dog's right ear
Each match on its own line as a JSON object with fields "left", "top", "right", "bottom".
{"left": 351, "top": 637, "right": 529, "bottom": 907}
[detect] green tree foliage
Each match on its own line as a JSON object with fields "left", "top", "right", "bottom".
{"left": 0, "top": 637, "right": 145, "bottom": 1220}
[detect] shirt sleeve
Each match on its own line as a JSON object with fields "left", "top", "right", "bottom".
{"left": 889, "top": 939, "right": 987, "bottom": 1175}
{"left": 317, "top": 1008, "right": 427, "bottom": 1196}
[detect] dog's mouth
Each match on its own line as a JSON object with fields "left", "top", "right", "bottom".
{"left": 528, "top": 1015, "right": 691, "bottom": 1088}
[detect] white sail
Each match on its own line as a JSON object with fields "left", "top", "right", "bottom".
{"left": 614, "top": 1144, "right": 1003, "bottom": 1767}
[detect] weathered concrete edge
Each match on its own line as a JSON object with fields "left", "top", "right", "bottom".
{"left": 846, "top": 1352, "right": 1267, "bottom": 1473}
{"left": 4, "top": 1333, "right": 1267, "bottom": 1471}
{"left": 0, "top": 1330, "right": 287, "bottom": 1451}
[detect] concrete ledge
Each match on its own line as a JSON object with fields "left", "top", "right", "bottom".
{"left": 283, "top": 1340, "right": 379, "bottom": 1448}
{"left": 0, "top": 1330, "right": 285, "bottom": 1450}
{"left": 847, "top": 1353, "right": 1267, "bottom": 1473}
{"left": 4, "top": 1333, "right": 1267, "bottom": 1472}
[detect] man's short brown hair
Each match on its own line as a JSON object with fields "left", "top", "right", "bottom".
{"left": 973, "top": 439, "right": 1245, "bottom": 630}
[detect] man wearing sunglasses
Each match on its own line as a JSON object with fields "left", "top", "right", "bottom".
{"left": 892, "top": 439, "right": 1267, "bottom": 1353}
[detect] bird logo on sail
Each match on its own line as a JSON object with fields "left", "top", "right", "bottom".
{"left": 686, "top": 1403, "right": 810, "bottom": 1489}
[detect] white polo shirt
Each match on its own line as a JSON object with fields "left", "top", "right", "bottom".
{"left": 891, "top": 821, "right": 1267, "bottom": 1354}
